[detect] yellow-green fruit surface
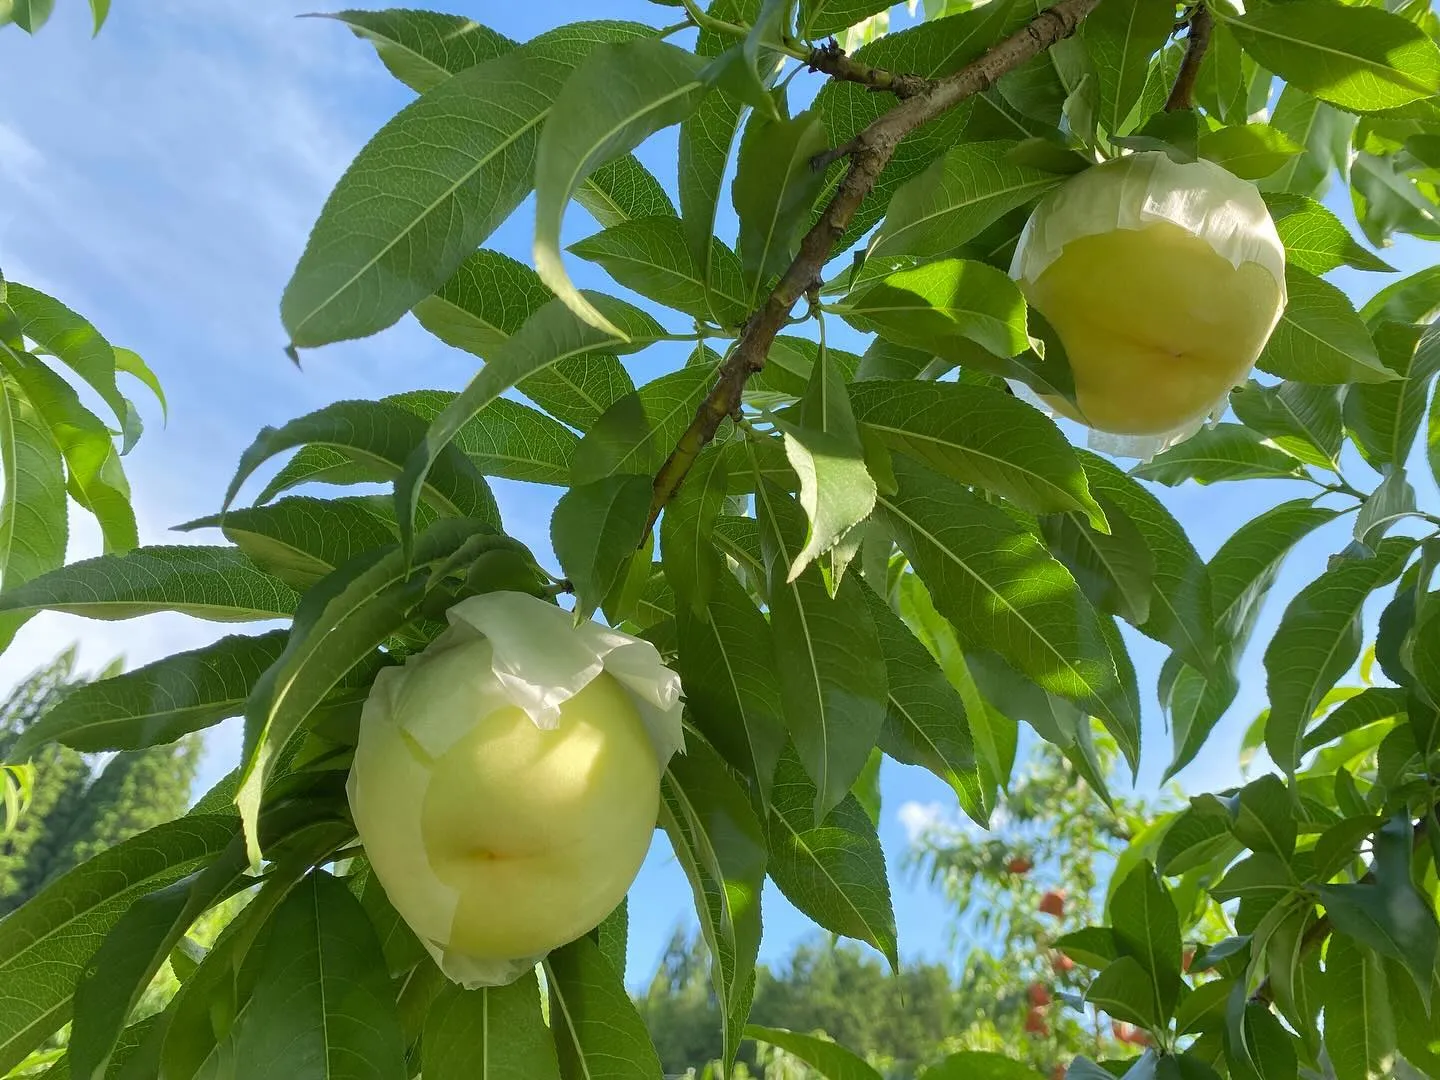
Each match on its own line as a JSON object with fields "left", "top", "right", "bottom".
{"left": 1029, "top": 220, "right": 1284, "bottom": 435}
{"left": 353, "top": 636, "right": 660, "bottom": 963}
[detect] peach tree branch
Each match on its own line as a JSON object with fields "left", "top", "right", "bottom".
{"left": 1165, "top": 4, "right": 1213, "bottom": 112}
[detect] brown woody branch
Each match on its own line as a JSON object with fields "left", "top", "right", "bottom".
{"left": 805, "top": 39, "right": 933, "bottom": 99}
{"left": 1164, "top": 4, "right": 1213, "bottom": 112}
{"left": 645, "top": 0, "right": 1105, "bottom": 531}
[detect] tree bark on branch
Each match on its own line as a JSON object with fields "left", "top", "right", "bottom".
{"left": 1165, "top": 5, "right": 1213, "bottom": 112}
{"left": 647, "top": 0, "right": 1105, "bottom": 530}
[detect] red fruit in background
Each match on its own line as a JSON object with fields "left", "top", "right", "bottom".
{"left": 1183, "top": 947, "right": 1195, "bottom": 973}
{"left": 1025, "top": 1006, "right": 1050, "bottom": 1036}
{"left": 1038, "top": 889, "right": 1066, "bottom": 917}
{"left": 1052, "top": 952, "right": 1076, "bottom": 974}
{"left": 1007, "top": 855, "right": 1034, "bottom": 874}
{"left": 1028, "top": 982, "right": 1052, "bottom": 1006}
{"left": 1052, "top": 1066, "right": 1067, "bottom": 1080}
{"left": 1111, "top": 1022, "right": 1151, "bottom": 1045}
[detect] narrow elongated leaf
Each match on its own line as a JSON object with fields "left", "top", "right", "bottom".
{"left": 1322, "top": 935, "right": 1395, "bottom": 1080}
{"left": 1258, "top": 87, "right": 1354, "bottom": 199}
{"left": 232, "top": 871, "right": 406, "bottom": 1080}
{"left": 733, "top": 107, "right": 830, "bottom": 302}
{"left": 320, "top": 10, "right": 512, "bottom": 92}
{"left": 755, "top": 482, "right": 887, "bottom": 818}
{"left": 1081, "top": 451, "right": 1217, "bottom": 673}
{"left": 766, "top": 748, "right": 898, "bottom": 969}
{"left": 745, "top": 1026, "right": 883, "bottom": 1080}
{"left": 573, "top": 362, "right": 718, "bottom": 487}
{"left": 1164, "top": 660, "right": 1240, "bottom": 781}
{"left": 282, "top": 21, "right": 650, "bottom": 348}
{"left": 181, "top": 496, "right": 400, "bottom": 590}
{"left": 676, "top": 573, "right": 786, "bottom": 802}
{"left": 546, "top": 935, "right": 663, "bottom": 1080}
{"left": 1345, "top": 323, "right": 1440, "bottom": 470}
{"left": 860, "top": 580, "right": 983, "bottom": 820}
{"left": 1135, "top": 424, "right": 1308, "bottom": 486}
{"left": 411, "top": 248, "right": 552, "bottom": 362}
{"left": 660, "top": 736, "right": 766, "bottom": 1071}
{"left": 1041, "top": 492, "right": 1154, "bottom": 628}
{"left": 0, "top": 546, "right": 298, "bottom": 622}
{"left": 1360, "top": 264, "right": 1440, "bottom": 327}
{"left": 841, "top": 258, "right": 1031, "bottom": 362}
{"left": 3, "top": 282, "right": 129, "bottom": 432}
{"left": 1265, "top": 537, "right": 1415, "bottom": 773}
{"left": 13, "top": 630, "right": 288, "bottom": 755}
{"left": 0, "top": 816, "right": 237, "bottom": 1074}
{"left": 1110, "top": 862, "right": 1184, "bottom": 1022}
{"left": 1082, "top": 0, "right": 1178, "bottom": 134}
{"left": 871, "top": 140, "right": 1061, "bottom": 259}
{"left": 388, "top": 391, "right": 579, "bottom": 487}
{"left": 1259, "top": 267, "right": 1396, "bottom": 384}
{"left": 849, "top": 379, "right": 1105, "bottom": 526}
{"left": 423, "top": 973, "right": 561, "bottom": 1080}
{"left": 552, "top": 474, "right": 652, "bottom": 619}
{"left": 1263, "top": 193, "right": 1395, "bottom": 275}
{"left": 397, "top": 294, "right": 663, "bottom": 546}
{"left": 1230, "top": 379, "right": 1343, "bottom": 470}
{"left": 534, "top": 38, "right": 709, "bottom": 337}
{"left": 1214, "top": 1, "right": 1440, "bottom": 113}
{"left": 881, "top": 457, "right": 1122, "bottom": 724}
{"left": 1209, "top": 500, "right": 1341, "bottom": 649}
{"left": 0, "top": 374, "right": 67, "bottom": 649}
{"left": 798, "top": 0, "right": 891, "bottom": 38}
{"left": 570, "top": 215, "right": 748, "bottom": 325}
{"left": 1198, "top": 124, "right": 1302, "bottom": 180}
{"left": 224, "top": 399, "right": 497, "bottom": 526}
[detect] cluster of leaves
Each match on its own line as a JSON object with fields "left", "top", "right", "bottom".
{"left": 0, "top": 0, "right": 109, "bottom": 36}
{"left": 0, "top": 0, "right": 1439, "bottom": 1077}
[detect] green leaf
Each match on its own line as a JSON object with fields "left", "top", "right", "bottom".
{"left": 1262, "top": 193, "right": 1395, "bottom": 275}
{"left": 922, "top": 1051, "right": 1049, "bottom": 1080}
{"left": 1353, "top": 469, "right": 1416, "bottom": 546}
{"left": 12, "top": 631, "right": 288, "bottom": 755}
{"left": 397, "top": 294, "right": 663, "bottom": 546}
{"left": 552, "top": 474, "right": 652, "bottom": 619}
{"left": 1080, "top": 450, "right": 1217, "bottom": 673}
{"left": 1214, "top": 1, "right": 1440, "bottom": 112}
{"left": 1163, "top": 661, "right": 1241, "bottom": 781}
{"left": 1322, "top": 934, "right": 1395, "bottom": 1080}
{"left": 281, "top": 21, "right": 651, "bottom": 348}
{"left": 1265, "top": 538, "right": 1415, "bottom": 773}
{"left": 231, "top": 871, "right": 406, "bottom": 1080}
{"left": 1258, "top": 267, "right": 1396, "bottom": 384}
{"left": 1088, "top": 956, "right": 1163, "bottom": 1029}
{"left": 659, "top": 736, "right": 767, "bottom": 1071}
{"left": 411, "top": 248, "right": 551, "bottom": 362}
{"left": 182, "top": 496, "right": 401, "bottom": 590}
{"left": 319, "top": 10, "right": 512, "bottom": 93}
{"left": 546, "top": 935, "right": 663, "bottom": 1080}
{"left": 840, "top": 258, "right": 1031, "bottom": 362}
{"left": 1345, "top": 323, "right": 1440, "bottom": 470}
{"left": 224, "top": 399, "right": 497, "bottom": 526}
{"left": 798, "top": 0, "right": 889, "bottom": 38}
{"left": 733, "top": 106, "right": 831, "bottom": 302}
{"left": 1198, "top": 124, "right": 1303, "bottom": 180}
{"left": 869, "top": 140, "right": 1062, "bottom": 259}
{"left": 573, "top": 362, "right": 718, "bottom": 487}
{"left": 0, "top": 815, "right": 237, "bottom": 1073}
{"left": 423, "top": 973, "right": 561, "bottom": 1080}
{"left": 1081, "top": 0, "right": 1177, "bottom": 135}
{"left": 1110, "top": 862, "right": 1184, "bottom": 1022}
{"left": 388, "top": 391, "right": 579, "bottom": 487}
{"left": 1258, "top": 86, "right": 1354, "bottom": 198}
{"left": 1041, "top": 492, "right": 1154, "bottom": 628}
{"left": 1360, "top": 264, "right": 1440, "bottom": 327}
{"left": 1303, "top": 685, "right": 1406, "bottom": 752}
{"left": 1352, "top": 151, "right": 1440, "bottom": 247}
{"left": 756, "top": 481, "right": 887, "bottom": 817}
{"left": 0, "top": 374, "right": 67, "bottom": 650}
{"left": 765, "top": 746, "right": 897, "bottom": 967}
{"left": 1133, "top": 424, "right": 1309, "bottom": 486}
{"left": 849, "top": 379, "right": 1106, "bottom": 526}
{"left": 534, "top": 38, "right": 709, "bottom": 338}
{"left": 570, "top": 215, "right": 748, "bottom": 325}
{"left": 779, "top": 342, "right": 876, "bottom": 583}
{"left": 675, "top": 573, "right": 787, "bottom": 803}
{"left": 661, "top": 441, "right": 728, "bottom": 617}
{"left": 0, "top": 545, "right": 298, "bottom": 622}
{"left": 0, "top": 345, "right": 136, "bottom": 552}
{"left": 880, "top": 457, "right": 1134, "bottom": 749}
{"left": 860, "top": 580, "right": 983, "bottom": 822}
{"left": 3, "top": 282, "right": 131, "bottom": 435}
{"left": 744, "top": 1025, "right": 883, "bottom": 1080}
{"left": 1209, "top": 499, "right": 1342, "bottom": 650}
{"left": 814, "top": 0, "right": 1018, "bottom": 249}
{"left": 1229, "top": 380, "right": 1342, "bottom": 470}
{"left": 1156, "top": 804, "right": 1238, "bottom": 876}
{"left": 237, "top": 520, "right": 497, "bottom": 858}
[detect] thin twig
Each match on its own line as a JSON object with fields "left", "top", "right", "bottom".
{"left": 806, "top": 39, "right": 933, "bottom": 98}
{"left": 1164, "top": 4, "right": 1213, "bottom": 112}
{"left": 645, "top": 0, "right": 1105, "bottom": 531}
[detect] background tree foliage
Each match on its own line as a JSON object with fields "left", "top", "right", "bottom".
{"left": 1, "top": 0, "right": 1440, "bottom": 1078}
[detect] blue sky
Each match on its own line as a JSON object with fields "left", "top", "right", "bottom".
{"left": 1, "top": 0, "right": 1435, "bottom": 987}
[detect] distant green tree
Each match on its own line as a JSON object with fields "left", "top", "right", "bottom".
{"left": 0, "top": 649, "right": 201, "bottom": 914}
